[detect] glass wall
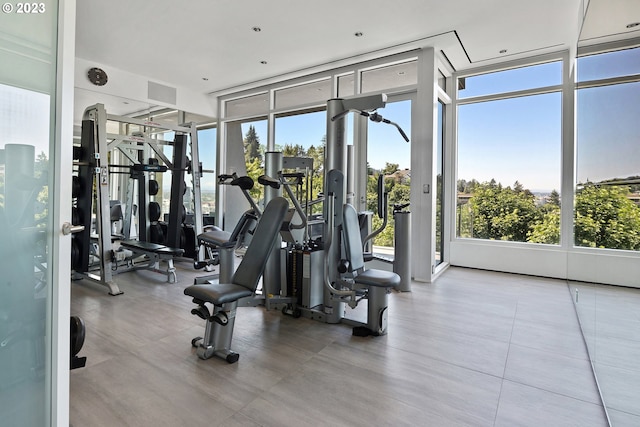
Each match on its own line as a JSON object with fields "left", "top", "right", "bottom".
{"left": 0, "top": 1, "right": 60, "bottom": 424}
{"left": 456, "top": 61, "right": 562, "bottom": 244}
{"left": 576, "top": 46, "right": 640, "bottom": 251}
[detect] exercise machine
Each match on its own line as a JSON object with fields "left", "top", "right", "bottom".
{"left": 362, "top": 174, "right": 412, "bottom": 292}
{"left": 184, "top": 197, "right": 288, "bottom": 363}
{"left": 282, "top": 94, "right": 408, "bottom": 335}
{"left": 72, "top": 104, "right": 203, "bottom": 294}
{"left": 193, "top": 173, "right": 261, "bottom": 274}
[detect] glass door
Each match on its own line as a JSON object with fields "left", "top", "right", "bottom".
{"left": 0, "top": 1, "right": 70, "bottom": 424}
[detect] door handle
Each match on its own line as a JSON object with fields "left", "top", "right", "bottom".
{"left": 62, "top": 222, "right": 85, "bottom": 235}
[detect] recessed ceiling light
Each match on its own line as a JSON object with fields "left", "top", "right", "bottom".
{"left": 627, "top": 22, "right": 640, "bottom": 29}
{"left": 202, "top": 77, "right": 209, "bottom": 81}
{"left": 252, "top": 26, "right": 262, "bottom": 32}
{"left": 260, "top": 60, "right": 267, "bottom": 65}
{"left": 123, "top": 101, "right": 129, "bottom": 105}
{"left": 499, "top": 49, "right": 507, "bottom": 54}
{"left": 398, "top": 71, "right": 406, "bottom": 75}
{"left": 354, "top": 32, "right": 363, "bottom": 37}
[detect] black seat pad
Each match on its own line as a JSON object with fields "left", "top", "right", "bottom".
{"left": 354, "top": 269, "right": 401, "bottom": 288}
{"left": 184, "top": 283, "right": 253, "bottom": 305}
{"left": 120, "top": 240, "right": 184, "bottom": 256}
{"left": 197, "top": 230, "right": 233, "bottom": 247}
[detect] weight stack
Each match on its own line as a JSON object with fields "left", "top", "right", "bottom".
{"left": 72, "top": 120, "right": 97, "bottom": 273}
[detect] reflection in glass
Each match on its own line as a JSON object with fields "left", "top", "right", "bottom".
{"left": 0, "top": 84, "right": 51, "bottom": 425}
{"left": 576, "top": 82, "right": 640, "bottom": 251}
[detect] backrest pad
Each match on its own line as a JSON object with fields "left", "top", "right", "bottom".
{"left": 232, "top": 197, "right": 288, "bottom": 291}
{"left": 342, "top": 204, "right": 365, "bottom": 271}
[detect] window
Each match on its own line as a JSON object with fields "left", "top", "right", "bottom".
{"left": 458, "top": 61, "right": 562, "bottom": 99}
{"left": 197, "top": 127, "right": 217, "bottom": 217}
{"left": 275, "top": 80, "right": 331, "bottom": 109}
{"left": 225, "top": 93, "right": 269, "bottom": 118}
{"left": 456, "top": 62, "right": 562, "bottom": 244}
{"left": 436, "top": 100, "right": 445, "bottom": 265}
{"left": 576, "top": 47, "right": 640, "bottom": 251}
{"left": 366, "top": 99, "right": 412, "bottom": 256}
{"left": 275, "top": 110, "right": 326, "bottom": 211}
{"left": 338, "top": 73, "right": 355, "bottom": 97}
{"left": 241, "top": 119, "right": 267, "bottom": 201}
{"left": 361, "top": 60, "right": 418, "bottom": 94}
{"left": 577, "top": 47, "right": 640, "bottom": 82}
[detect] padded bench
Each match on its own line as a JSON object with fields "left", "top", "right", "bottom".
{"left": 119, "top": 240, "right": 185, "bottom": 283}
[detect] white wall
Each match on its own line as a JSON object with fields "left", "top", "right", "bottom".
{"left": 74, "top": 57, "right": 217, "bottom": 118}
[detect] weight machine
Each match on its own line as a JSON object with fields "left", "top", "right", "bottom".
{"left": 72, "top": 104, "right": 204, "bottom": 294}
{"left": 277, "top": 94, "right": 410, "bottom": 335}
{"left": 244, "top": 94, "right": 409, "bottom": 335}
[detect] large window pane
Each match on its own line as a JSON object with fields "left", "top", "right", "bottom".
{"left": 366, "top": 99, "right": 411, "bottom": 256}
{"left": 275, "top": 110, "right": 326, "bottom": 212}
{"left": 241, "top": 120, "right": 267, "bottom": 202}
{"left": 459, "top": 61, "right": 562, "bottom": 99}
{"left": 457, "top": 93, "right": 562, "bottom": 243}
{"left": 576, "top": 81, "right": 640, "bottom": 250}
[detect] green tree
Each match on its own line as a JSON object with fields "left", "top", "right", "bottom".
{"left": 243, "top": 125, "right": 262, "bottom": 164}
{"left": 575, "top": 185, "right": 640, "bottom": 250}
{"left": 382, "top": 162, "right": 399, "bottom": 176}
{"left": 35, "top": 151, "right": 48, "bottom": 226}
{"left": 548, "top": 189, "right": 561, "bottom": 207}
{"left": 245, "top": 157, "right": 264, "bottom": 202}
{"left": 528, "top": 207, "right": 560, "bottom": 244}
{"left": 469, "top": 182, "right": 540, "bottom": 241}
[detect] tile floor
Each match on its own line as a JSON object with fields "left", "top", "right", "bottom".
{"left": 69, "top": 264, "right": 609, "bottom": 426}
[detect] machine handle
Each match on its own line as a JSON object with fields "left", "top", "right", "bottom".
{"left": 62, "top": 222, "right": 85, "bottom": 235}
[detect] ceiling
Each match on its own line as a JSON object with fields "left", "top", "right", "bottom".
{"left": 74, "top": 0, "right": 640, "bottom": 121}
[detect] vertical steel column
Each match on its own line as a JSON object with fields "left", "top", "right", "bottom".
{"left": 323, "top": 99, "right": 347, "bottom": 324}
{"left": 394, "top": 210, "right": 412, "bottom": 291}
{"left": 263, "top": 151, "right": 283, "bottom": 308}
{"left": 88, "top": 104, "right": 121, "bottom": 295}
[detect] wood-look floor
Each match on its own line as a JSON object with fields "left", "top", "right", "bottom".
{"left": 70, "top": 264, "right": 608, "bottom": 427}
